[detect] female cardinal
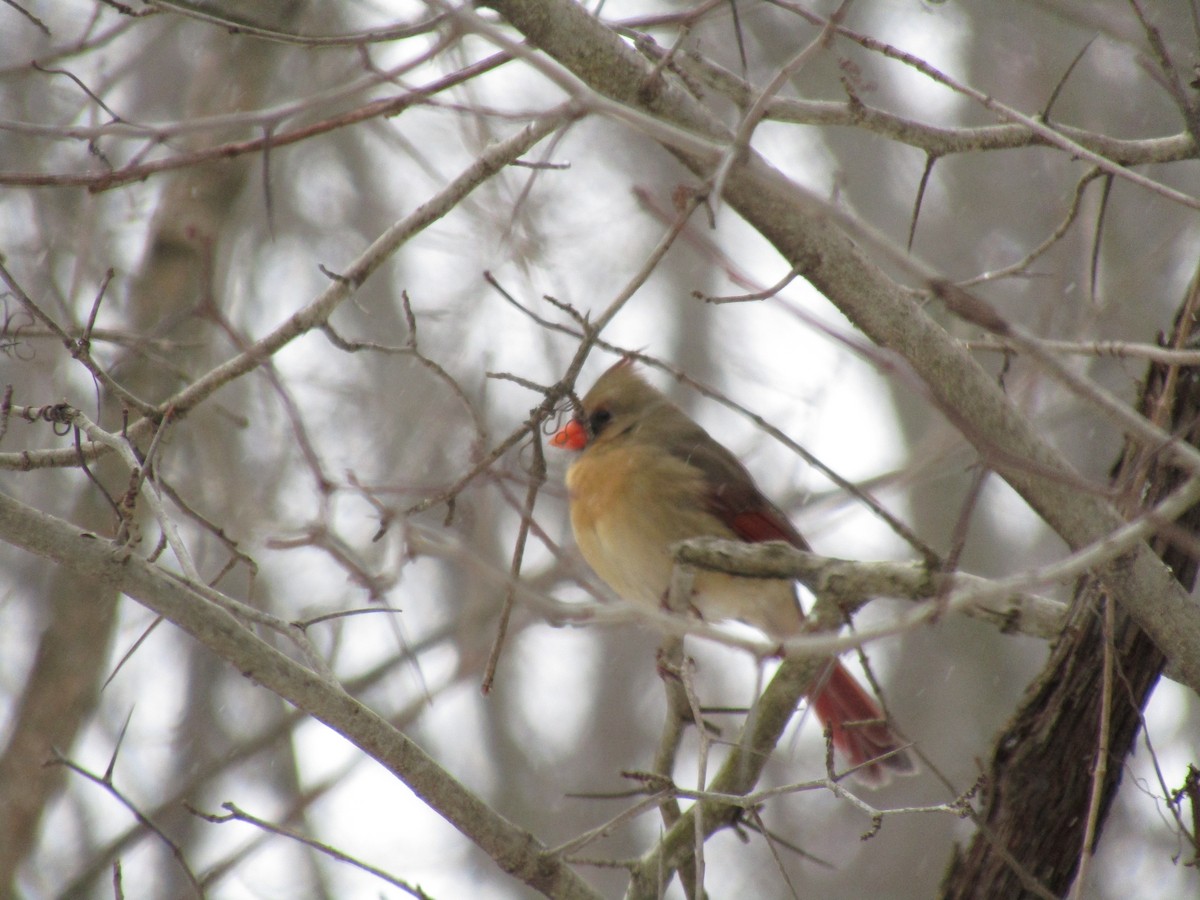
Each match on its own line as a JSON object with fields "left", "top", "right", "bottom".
{"left": 551, "top": 359, "right": 913, "bottom": 784}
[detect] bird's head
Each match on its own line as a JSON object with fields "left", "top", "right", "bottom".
{"left": 551, "top": 359, "right": 671, "bottom": 451}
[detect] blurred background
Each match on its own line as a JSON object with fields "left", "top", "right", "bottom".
{"left": 1, "top": 0, "right": 1198, "bottom": 896}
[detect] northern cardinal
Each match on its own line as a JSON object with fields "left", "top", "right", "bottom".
{"left": 551, "top": 359, "right": 914, "bottom": 784}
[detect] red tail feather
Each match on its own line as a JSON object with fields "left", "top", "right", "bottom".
{"left": 811, "top": 660, "right": 915, "bottom": 785}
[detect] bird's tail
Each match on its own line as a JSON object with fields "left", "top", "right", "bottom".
{"left": 810, "top": 660, "right": 916, "bottom": 785}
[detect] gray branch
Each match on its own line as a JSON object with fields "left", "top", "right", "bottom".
{"left": 485, "top": 0, "right": 1200, "bottom": 697}
{"left": 673, "top": 538, "right": 1067, "bottom": 640}
{"left": 0, "top": 493, "right": 599, "bottom": 900}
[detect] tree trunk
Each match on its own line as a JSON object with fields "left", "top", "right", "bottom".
{"left": 942, "top": 299, "right": 1200, "bottom": 898}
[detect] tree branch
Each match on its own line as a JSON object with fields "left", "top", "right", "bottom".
{"left": 0, "top": 489, "right": 602, "bottom": 900}
{"left": 484, "top": 0, "right": 1200, "bottom": 698}
{"left": 673, "top": 537, "right": 1067, "bottom": 640}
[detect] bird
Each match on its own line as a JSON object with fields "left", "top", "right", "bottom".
{"left": 551, "top": 358, "right": 914, "bottom": 784}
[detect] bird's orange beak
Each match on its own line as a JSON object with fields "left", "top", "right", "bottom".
{"left": 551, "top": 418, "right": 588, "bottom": 450}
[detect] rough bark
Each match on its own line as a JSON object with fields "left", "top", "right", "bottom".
{"left": 942, "top": 303, "right": 1200, "bottom": 897}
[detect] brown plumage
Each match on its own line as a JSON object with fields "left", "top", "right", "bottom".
{"left": 552, "top": 359, "right": 914, "bottom": 784}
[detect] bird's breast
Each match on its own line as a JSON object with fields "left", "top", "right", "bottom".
{"left": 564, "top": 440, "right": 803, "bottom": 636}
{"left": 565, "top": 442, "right": 708, "bottom": 607}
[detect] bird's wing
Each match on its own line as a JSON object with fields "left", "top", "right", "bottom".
{"left": 664, "top": 426, "right": 809, "bottom": 551}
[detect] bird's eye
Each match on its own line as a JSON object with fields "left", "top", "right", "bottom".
{"left": 588, "top": 408, "right": 612, "bottom": 436}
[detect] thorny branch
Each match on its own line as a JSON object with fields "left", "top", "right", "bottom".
{"left": 5, "top": 1, "right": 1200, "bottom": 897}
